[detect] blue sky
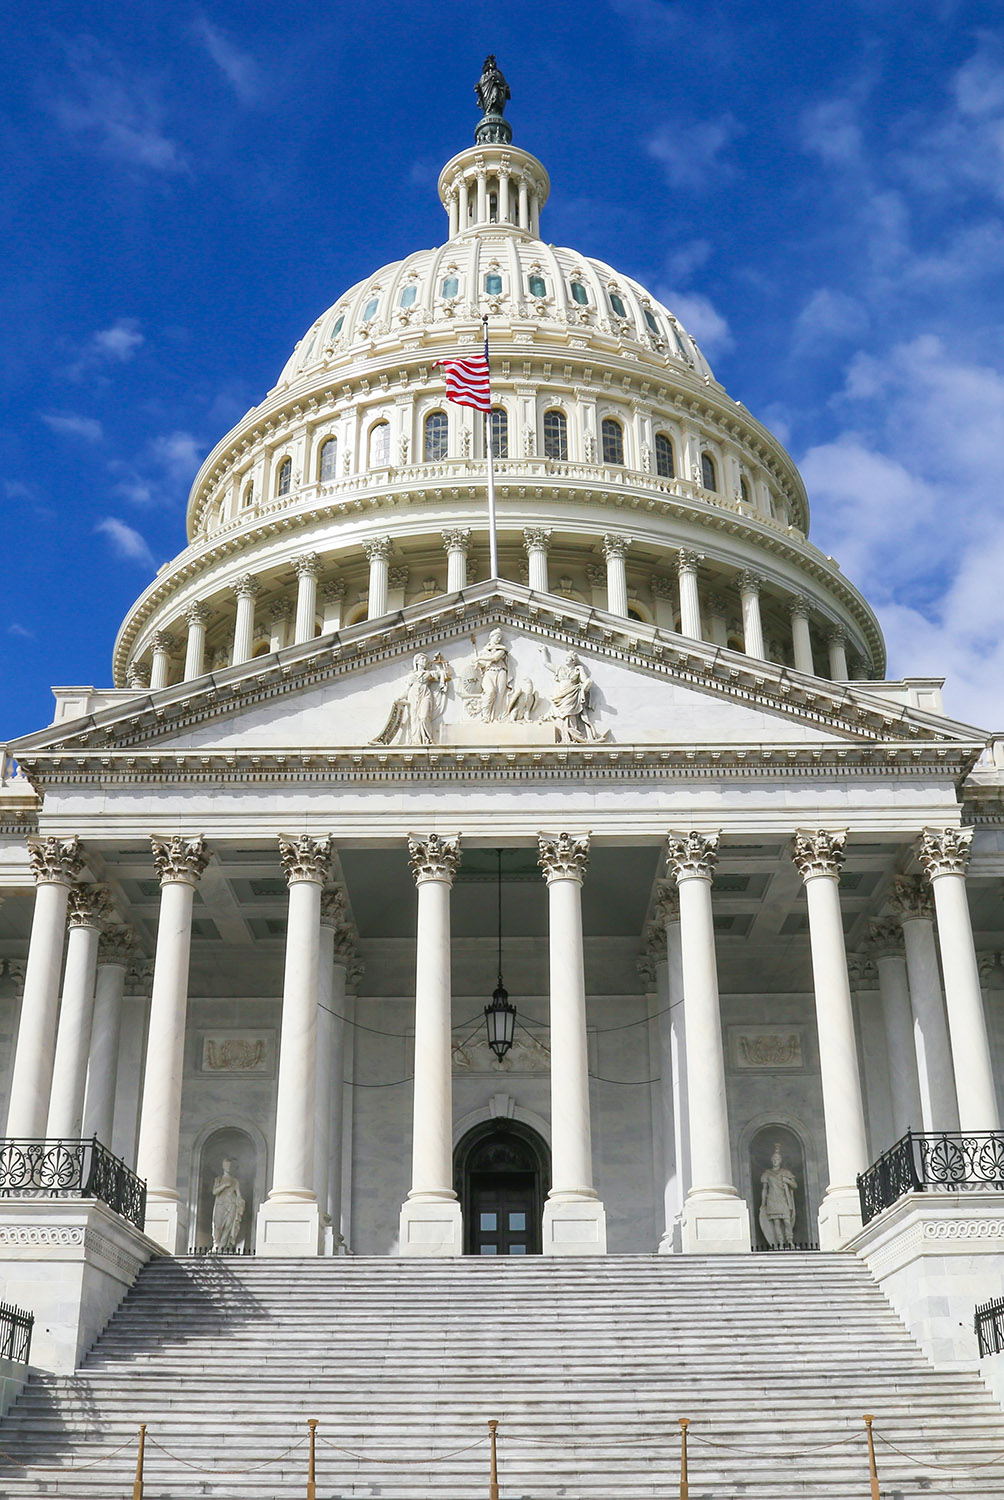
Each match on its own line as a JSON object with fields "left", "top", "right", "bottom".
{"left": 3, "top": 0, "right": 1004, "bottom": 737}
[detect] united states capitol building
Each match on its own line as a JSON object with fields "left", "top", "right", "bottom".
{"left": 3, "top": 60, "right": 1004, "bottom": 1456}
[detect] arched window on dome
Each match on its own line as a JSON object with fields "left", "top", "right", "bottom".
{"left": 528, "top": 274, "right": 546, "bottom": 298}
{"left": 362, "top": 297, "right": 379, "bottom": 322}
{"left": 609, "top": 291, "right": 628, "bottom": 319}
{"left": 484, "top": 273, "right": 503, "bottom": 296}
{"left": 644, "top": 309, "right": 661, "bottom": 336}
{"left": 368, "top": 422, "right": 390, "bottom": 469}
{"left": 655, "top": 433, "right": 675, "bottom": 479}
{"left": 489, "top": 407, "right": 508, "bottom": 459}
{"left": 441, "top": 276, "right": 459, "bottom": 298}
{"left": 319, "top": 437, "right": 338, "bottom": 483}
{"left": 701, "top": 452, "right": 718, "bottom": 492}
{"left": 740, "top": 474, "right": 751, "bottom": 505}
{"left": 569, "top": 281, "right": 589, "bottom": 306}
{"left": 543, "top": 408, "right": 568, "bottom": 461}
{"left": 276, "top": 458, "right": 292, "bottom": 497}
{"left": 241, "top": 481, "right": 254, "bottom": 509}
{"left": 331, "top": 314, "right": 344, "bottom": 339}
{"left": 400, "top": 284, "right": 417, "bottom": 309}
{"left": 601, "top": 417, "right": 624, "bottom": 466}
{"left": 424, "top": 410, "right": 448, "bottom": 462}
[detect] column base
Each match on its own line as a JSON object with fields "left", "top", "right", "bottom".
{"left": 143, "top": 1193, "right": 186, "bottom": 1255}
{"left": 680, "top": 1191, "right": 751, "bottom": 1254}
{"left": 817, "top": 1187, "right": 863, "bottom": 1250}
{"left": 542, "top": 1196, "right": 607, "bottom": 1256}
{"left": 399, "top": 1197, "right": 462, "bottom": 1257}
{"left": 255, "top": 1197, "right": 322, "bottom": 1257}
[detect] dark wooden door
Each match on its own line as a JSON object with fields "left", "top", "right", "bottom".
{"left": 470, "top": 1171, "right": 538, "bottom": 1254}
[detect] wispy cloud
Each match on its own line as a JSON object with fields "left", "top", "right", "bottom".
{"left": 47, "top": 40, "right": 185, "bottom": 173}
{"left": 150, "top": 430, "right": 203, "bottom": 485}
{"left": 792, "top": 288, "right": 870, "bottom": 353}
{"left": 800, "top": 97, "right": 864, "bottom": 167}
{"left": 94, "top": 517, "right": 154, "bottom": 568}
{"left": 658, "top": 288, "right": 733, "bottom": 359}
{"left": 194, "top": 16, "right": 262, "bottom": 104}
{"left": 40, "top": 410, "right": 103, "bottom": 442}
{"left": 7, "top": 623, "right": 35, "bottom": 640}
{"left": 92, "top": 318, "right": 144, "bottom": 361}
{"left": 647, "top": 114, "right": 739, "bottom": 190}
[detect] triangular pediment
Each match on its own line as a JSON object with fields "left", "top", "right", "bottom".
{"left": 10, "top": 584, "right": 984, "bottom": 782}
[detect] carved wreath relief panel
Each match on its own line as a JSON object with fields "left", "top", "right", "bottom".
{"left": 371, "top": 629, "right": 607, "bottom": 747}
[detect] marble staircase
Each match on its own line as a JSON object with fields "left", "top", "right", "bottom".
{"left": 2, "top": 1254, "right": 1004, "bottom": 1497}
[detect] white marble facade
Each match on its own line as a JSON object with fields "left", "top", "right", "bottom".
{"left": 2, "top": 97, "right": 1004, "bottom": 1263}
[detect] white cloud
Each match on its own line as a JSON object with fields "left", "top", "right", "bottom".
{"left": 662, "top": 240, "right": 712, "bottom": 282}
{"left": 792, "top": 288, "right": 869, "bottom": 352}
{"left": 112, "top": 475, "right": 157, "bottom": 507}
{"left": 658, "top": 289, "right": 733, "bottom": 359}
{"left": 48, "top": 41, "right": 185, "bottom": 173}
{"left": 94, "top": 518, "right": 154, "bottom": 568}
{"left": 647, "top": 115, "right": 739, "bottom": 190}
{"left": 150, "top": 430, "right": 203, "bottom": 484}
{"left": 800, "top": 97, "right": 863, "bottom": 167}
{"left": 92, "top": 319, "right": 143, "bottom": 361}
{"left": 7, "top": 623, "right": 35, "bottom": 640}
{"left": 194, "top": 17, "right": 262, "bottom": 104}
{"left": 40, "top": 411, "right": 103, "bottom": 442}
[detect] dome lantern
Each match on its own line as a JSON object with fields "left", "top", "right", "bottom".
{"left": 437, "top": 56, "right": 549, "bottom": 238}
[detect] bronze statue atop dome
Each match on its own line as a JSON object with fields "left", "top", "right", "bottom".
{"left": 475, "top": 55, "right": 512, "bottom": 145}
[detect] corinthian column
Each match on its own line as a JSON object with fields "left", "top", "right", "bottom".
{"left": 867, "top": 917, "right": 923, "bottom": 1139}
{"left": 363, "top": 537, "right": 392, "bottom": 619}
{"left": 82, "top": 924, "right": 134, "bottom": 1145}
{"left": 46, "top": 884, "right": 112, "bottom": 1138}
{"left": 230, "top": 574, "right": 261, "bottom": 665}
{"left": 400, "top": 834, "right": 463, "bottom": 1256}
{"left": 315, "top": 889, "right": 355, "bottom": 1245}
{"left": 737, "top": 571, "right": 765, "bottom": 659}
{"left": 889, "top": 875, "right": 959, "bottom": 1131}
{"left": 602, "top": 535, "right": 630, "bottom": 617}
{"left": 676, "top": 550, "right": 704, "bottom": 640}
{"left": 523, "top": 528, "right": 551, "bottom": 593}
{"left": 652, "top": 882, "right": 688, "bottom": 1251}
{"left": 917, "top": 828, "right": 999, "bottom": 1131}
{"left": 538, "top": 833, "right": 607, "bottom": 1254}
{"left": 442, "top": 528, "right": 471, "bottom": 593}
{"left": 790, "top": 596, "right": 815, "bottom": 675}
{"left": 136, "top": 835, "right": 209, "bottom": 1252}
{"left": 667, "top": 831, "right": 750, "bottom": 1253}
{"left": 149, "top": 631, "right": 175, "bottom": 691}
{"left": 792, "top": 829, "right": 868, "bottom": 1247}
{"left": 183, "top": 602, "right": 210, "bottom": 681}
{"left": 293, "top": 553, "right": 320, "bottom": 644}
{"left": 6, "top": 837, "right": 85, "bottom": 1137}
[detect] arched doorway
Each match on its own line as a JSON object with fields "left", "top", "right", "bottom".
{"left": 454, "top": 1121, "right": 550, "bottom": 1256}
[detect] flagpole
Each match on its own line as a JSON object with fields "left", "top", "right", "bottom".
{"left": 483, "top": 315, "right": 499, "bottom": 580}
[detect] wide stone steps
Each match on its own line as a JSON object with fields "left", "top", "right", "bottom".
{"left": 2, "top": 1254, "right": 1004, "bottom": 1498}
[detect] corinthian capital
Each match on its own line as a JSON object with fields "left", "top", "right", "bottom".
{"left": 151, "top": 630, "right": 176, "bottom": 653}
{"left": 98, "top": 923, "right": 135, "bottom": 966}
{"left": 665, "top": 830, "right": 719, "bottom": 881}
{"left": 278, "top": 834, "right": 333, "bottom": 886}
{"left": 522, "top": 527, "right": 551, "bottom": 554}
{"left": 737, "top": 570, "right": 764, "bottom": 597}
{"left": 867, "top": 916, "right": 904, "bottom": 958}
{"left": 319, "top": 888, "right": 348, "bottom": 928}
{"left": 150, "top": 834, "right": 210, "bottom": 887}
{"left": 294, "top": 552, "right": 320, "bottom": 580}
{"left": 67, "top": 884, "right": 113, "bottom": 930}
{"left": 676, "top": 549, "right": 703, "bottom": 574}
{"left": 441, "top": 528, "right": 471, "bottom": 553}
{"left": 792, "top": 828, "right": 847, "bottom": 880}
{"left": 231, "top": 573, "right": 262, "bottom": 600}
{"left": 184, "top": 601, "right": 211, "bottom": 628}
{"left": 652, "top": 880, "right": 680, "bottom": 925}
{"left": 888, "top": 875, "right": 934, "bottom": 922}
{"left": 362, "top": 536, "right": 393, "bottom": 563}
{"left": 27, "top": 835, "right": 85, "bottom": 887}
{"left": 538, "top": 832, "right": 590, "bottom": 884}
{"left": 602, "top": 533, "right": 631, "bottom": 561}
{"left": 408, "top": 833, "right": 461, "bottom": 884}
{"left": 917, "top": 826, "right": 973, "bottom": 879}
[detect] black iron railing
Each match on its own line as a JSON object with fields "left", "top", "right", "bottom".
{"left": 0, "top": 1301, "right": 33, "bottom": 1365}
{"left": 0, "top": 1137, "right": 146, "bottom": 1230}
{"left": 976, "top": 1298, "right": 1004, "bottom": 1358}
{"left": 857, "top": 1130, "right": 1004, "bottom": 1225}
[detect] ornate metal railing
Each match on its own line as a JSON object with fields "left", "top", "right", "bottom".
{"left": 0, "top": 1137, "right": 146, "bottom": 1230}
{"left": 976, "top": 1298, "right": 1004, "bottom": 1358}
{"left": 857, "top": 1130, "right": 1004, "bottom": 1225}
{"left": 0, "top": 1301, "right": 33, "bottom": 1365}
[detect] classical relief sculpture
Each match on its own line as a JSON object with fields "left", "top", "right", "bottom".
{"left": 372, "top": 652, "right": 450, "bottom": 745}
{"left": 759, "top": 1147, "right": 797, "bottom": 1249}
{"left": 543, "top": 650, "right": 605, "bottom": 743}
{"left": 458, "top": 629, "right": 537, "bottom": 722}
{"left": 211, "top": 1159, "right": 246, "bottom": 1253}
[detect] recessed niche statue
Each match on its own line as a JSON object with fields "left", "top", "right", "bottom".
{"left": 211, "top": 1158, "right": 246, "bottom": 1254}
{"left": 372, "top": 652, "right": 451, "bottom": 746}
{"left": 759, "top": 1146, "right": 797, "bottom": 1249}
{"left": 542, "top": 649, "right": 605, "bottom": 743}
{"left": 458, "top": 629, "right": 537, "bottom": 722}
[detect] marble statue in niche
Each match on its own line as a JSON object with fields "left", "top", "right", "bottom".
{"left": 211, "top": 1159, "right": 246, "bottom": 1253}
{"left": 372, "top": 652, "right": 451, "bottom": 745}
{"left": 759, "top": 1146, "right": 797, "bottom": 1249}
{"left": 457, "top": 629, "right": 537, "bottom": 722}
{"left": 543, "top": 649, "right": 605, "bottom": 743}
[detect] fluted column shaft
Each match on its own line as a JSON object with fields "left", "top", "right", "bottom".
{"left": 7, "top": 837, "right": 85, "bottom": 1137}
{"left": 677, "top": 551, "right": 703, "bottom": 639}
{"left": 919, "top": 829, "right": 1000, "bottom": 1130}
{"left": 294, "top": 554, "right": 320, "bottom": 644}
{"left": 891, "top": 877, "right": 959, "bottom": 1131}
{"left": 602, "top": 536, "right": 630, "bottom": 617}
{"left": 150, "top": 632, "right": 174, "bottom": 691}
{"left": 183, "top": 605, "right": 209, "bottom": 681}
{"left": 653, "top": 884, "right": 687, "bottom": 1251}
{"left": 315, "top": 890, "right": 353, "bottom": 1237}
{"left": 523, "top": 529, "right": 551, "bottom": 594}
{"left": 828, "top": 629, "right": 849, "bottom": 681}
{"left": 442, "top": 529, "right": 471, "bottom": 593}
{"left": 364, "top": 539, "right": 391, "bottom": 619}
{"left": 869, "top": 921, "right": 924, "bottom": 1138}
{"left": 82, "top": 929, "right": 132, "bottom": 1144}
{"left": 231, "top": 577, "right": 260, "bottom": 665}
{"left": 790, "top": 599, "right": 815, "bottom": 675}
{"left": 540, "top": 836, "right": 595, "bottom": 1199}
{"left": 137, "top": 836, "right": 209, "bottom": 1249}
{"left": 738, "top": 572, "right": 765, "bottom": 659}
{"left": 407, "top": 836, "right": 459, "bottom": 1201}
{"left": 47, "top": 886, "right": 110, "bottom": 1137}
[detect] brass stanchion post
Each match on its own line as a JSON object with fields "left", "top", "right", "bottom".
{"left": 488, "top": 1418, "right": 499, "bottom": 1500}
{"left": 678, "top": 1418, "right": 689, "bottom": 1500}
{"left": 863, "top": 1414, "right": 880, "bottom": 1500}
{"left": 307, "top": 1418, "right": 318, "bottom": 1500}
{"left": 132, "top": 1423, "right": 145, "bottom": 1500}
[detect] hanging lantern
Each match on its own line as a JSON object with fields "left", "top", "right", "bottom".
{"left": 484, "top": 849, "right": 517, "bottom": 1059}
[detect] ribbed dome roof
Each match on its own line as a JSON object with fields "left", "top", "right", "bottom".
{"left": 276, "top": 238, "right": 715, "bottom": 391}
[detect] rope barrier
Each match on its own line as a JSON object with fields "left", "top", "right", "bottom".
{"left": 874, "top": 1429, "right": 1004, "bottom": 1474}
{"left": 0, "top": 1433, "right": 137, "bottom": 1473}
{"left": 316, "top": 1434, "right": 488, "bottom": 1463}
{"left": 144, "top": 1433, "right": 308, "bottom": 1474}
{"left": 687, "top": 1427, "right": 866, "bottom": 1457}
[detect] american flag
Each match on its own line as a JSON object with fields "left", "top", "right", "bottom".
{"left": 435, "top": 341, "right": 491, "bottom": 412}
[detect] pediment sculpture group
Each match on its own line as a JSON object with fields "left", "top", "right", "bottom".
{"left": 372, "top": 629, "right": 607, "bottom": 746}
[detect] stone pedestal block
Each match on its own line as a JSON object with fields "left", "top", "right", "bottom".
{"left": 680, "top": 1191, "right": 751, "bottom": 1254}
{"left": 142, "top": 1194, "right": 185, "bottom": 1255}
{"left": 0, "top": 1200, "right": 159, "bottom": 1373}
{"left": 255, "top": 1198, "right": 323, "bottom": 1257}
{"left": 542, "top": 1197, "right": 607, "bottom": 1256}
{"left": 817, "top": 1187, "right": 863, "bottom": 1250}
{"left": 847, "top": 1192, "right": 1004, "bottom": 1374}
{"left": 399, "top": 1199, "right": 462, "bottom": 1257}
